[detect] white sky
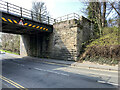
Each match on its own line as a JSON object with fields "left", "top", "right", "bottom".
{"left": 2, "top": 0, "right": 116, "bottom": 19}
{"left": 4, "top": 0, "right": 84, "bottom": 18}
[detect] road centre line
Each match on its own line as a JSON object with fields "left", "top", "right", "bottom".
{"left": 5, "top": 54, "right": 118, "bottom": 73}
{"left": 30, "top": 60, "right": 118, "bottom": 73}
{"left": 2, "top": 58, "right": 118, "bottom": 86}
{"left": 34, "top": 67, "right": 69, "bottom": 76}
{"left": 2, "top": 55, "right": 118, "bottom": 87}
{"left": 3, "top": 59, "right": 117, "bottom": 78}
{"left": 40, "top": 61, "right": 69, "bottom": 66}
{"left": 2, "top": 58, "right": 69, "bottom": 77}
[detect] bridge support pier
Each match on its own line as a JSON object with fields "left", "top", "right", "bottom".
{"left": 20, "top": 35, "right": 30, "bottom": 56}
{"left": 50, "top": 17, "right": 94, "bottom": 61}
{"left": 20, "top": 33, "right": 50, "bottom": 58}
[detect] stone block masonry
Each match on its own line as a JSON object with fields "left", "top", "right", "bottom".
{"left": 1, "top": 15, "right": 94, "bottom": 61}
{"left": 49, "top": 16, "right": 94, "bottom": 61}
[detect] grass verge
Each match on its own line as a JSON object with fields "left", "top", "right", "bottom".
{"left": 0, "top": 49, "right": 19, "bottom": 55}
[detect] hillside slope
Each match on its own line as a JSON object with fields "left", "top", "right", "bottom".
{"left": 79, "top": 27, "right": 120, "bottom": 65}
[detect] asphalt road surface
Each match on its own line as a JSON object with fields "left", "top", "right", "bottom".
{"left": 0, "top": 53, "right": 118, "bottom": 89}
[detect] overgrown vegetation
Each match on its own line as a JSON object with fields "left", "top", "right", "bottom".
{"left": 79, "top": 1, "right": 120, "bottom": 65}
{"left": 87, "top": 27, "right": 119, "bottom": 47}
{"left": 79, "top": 27, "right": 120, "bottom": 65}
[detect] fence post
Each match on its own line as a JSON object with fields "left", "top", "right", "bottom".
{"left": 36, "top": 13, "right": 38, "bottom": 20}
{"left": 60, "top": 17, "right": 62, "bottom": 22}
{"left": 54, "top": 19, "right": 56, "bottom": 24}
{"left": 7, "top": 2, "right": 9, "bottom": 13}
{"left": 39, "top": 14, "right": 41, "bottom": 22}
{"left": 67, "top": 15, "right": 68, "bottom": 20}
{"left": 20, "top": 7, "right": 22, "bottom": 17}
{"left": 48, "top": 17, "right": 49, "bottom": 24}
{"left": 74, "top": 13, "right": 75, "bottom": 19}
{"left": 31, "top": 11, "right": 33, "bottom": 20}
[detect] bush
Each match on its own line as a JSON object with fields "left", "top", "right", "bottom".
{"left": 87, "top": 27, "right": 119, "bottom": 47}
{"left": 79, "top": 27, "right": 120, "bottom": 65}
{"left": 102, "top": 27, "right": 118, "bottom": 35}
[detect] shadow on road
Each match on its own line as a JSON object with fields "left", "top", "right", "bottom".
{"left": 1, "top": 56, "right": 118, "bottom": 88}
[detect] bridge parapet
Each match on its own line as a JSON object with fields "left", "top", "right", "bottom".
{"left": 55, "top": 13, "right": 80, "bottom": 23}
{"left": 0, "top": 0, "right": 55, "bottom": 25}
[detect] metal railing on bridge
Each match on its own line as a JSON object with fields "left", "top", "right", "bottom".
{"left": 0, "top": 0, "right": 55, "bottom": 25}
{"left": 55, "top": 13, "right": 80, "bottom": 23}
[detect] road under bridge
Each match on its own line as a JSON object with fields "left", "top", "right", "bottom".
{"left": 0, "top": 0, "right": 54, "bottom": 57}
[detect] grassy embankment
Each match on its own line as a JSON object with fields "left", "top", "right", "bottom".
{"left": 80, "top": 27, "right": 120, "bottom": 65}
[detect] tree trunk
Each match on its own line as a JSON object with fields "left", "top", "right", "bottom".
{"left": 95, "top": 2, "right": 102, "bottom": 35}
{"left": 102, "top": 2, "right": 106, "bottom": 27}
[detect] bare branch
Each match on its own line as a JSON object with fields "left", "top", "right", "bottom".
{"left": 109, "top": 2, "right": 120, "bottom": 16}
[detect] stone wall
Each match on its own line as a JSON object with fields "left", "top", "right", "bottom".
{"left": 49, "top": 16, "right": 94, "bottom": 61}
{"left": 1, "top": 15, "right": 94, "bottom": 61}
{"left": 77, "top": 16, "right": 94, "bottom": 55}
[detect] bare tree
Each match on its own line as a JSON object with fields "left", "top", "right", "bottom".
{"left": 102, "top": 2, "right": 106, "bottom": 27}
{"left": 108, "top": 1, "right": 120, "bottom": 27}
{"left": 81, "top": 1, "right": 119, "bottom": 35}
{"left": 32, "top": 1, "right": 49, "bottom": 22}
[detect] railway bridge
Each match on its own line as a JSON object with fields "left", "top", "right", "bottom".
{"left": 0, "top": 0, "right": 54, "bottom": 57}
{"left": 0, "top": 0, "right": 94, "bottom": 61}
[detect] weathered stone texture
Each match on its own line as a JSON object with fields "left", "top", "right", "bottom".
{"left": 50, "top": 16, "right": 94, "bottom": 61}
{"left": 3, "top": 16, "right": 94, "bottom": 61}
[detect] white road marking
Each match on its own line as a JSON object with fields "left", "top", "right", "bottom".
{"left": 2, "top": 58, "right": 69, "bottom": 77}
{"left": 98, "top": 80, "right": 118, "bottom": 86}
{"left": 2, "top": 54, "right": 118, "bottom": 86}
{"left": 19, "top": 64, "right": 25, "bottom": 66}
{"left": 54, "top": 67, "right": 118, "bottom": 77}
{"left": 34, "top": 67, "right": 69, "bottom": 76}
